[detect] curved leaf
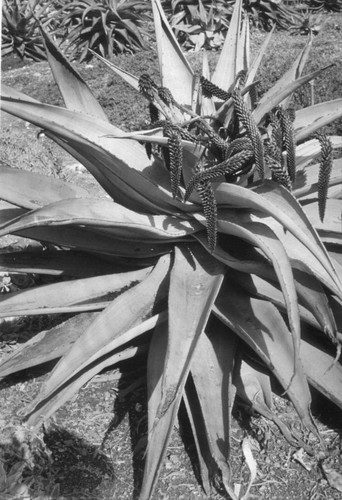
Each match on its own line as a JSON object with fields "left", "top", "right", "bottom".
{"left": 89, "top": 49, "right": 139, "bottom": 91}
{"left": 40, "top": 25, "right": 109, "bottom": 121}
{"left": 246, "top": 26, "right": 275, "bottom": 88}
{"left": 214, "top": 282, "right": 319, "bottom": 439}
{"left": 234, "top": 271, "right": 325, "bottom": 332}
{"left": 253, "top": 181, "right": 341, "bottom": 292}
{"left": 215, "top": 213, "right": 301, "bottom": 366}
{"left": 10, "top": 225, "right": 176, "bottom": 259}
{"left": 0, "top": 312, "right": 98, "bottom": 378}
{"left": 25, "top": 255, "right": 171, "bottom": 421}
{"left": 0, "top": 249, "right": 122, "bottom": 277}
{"left": 0, "top": 166, "right": 89, "bottom": 210}
{"left": 46, "top": 133, "right": 194, "bottom": 215}
{"left": 253, "top": 64, "right": 333, "bottom": 125}
{"left": 294, "top": 159, "right": 342, "bottom": 200}
{"left": 0, "top": 205, "right": 27, "bottom": 225}
{"left": 1, "top": 91, "right": 194, "bottom": 214}
{"left": 296, "top": 137, "right": 342, "bottom": 170}
{"left": 301, "top": 338, "right": 342, "bottom": 410}
{"left": 295, "top": 100, "right": 342, "bottom": 143}
{"left": 0, "top": 198, "right": 200, "bottom": 242}
{"left": 0, "top": 267, "right": 152, "bottom": 317}
{"left": 302, "top": 199, "right": 342, "bottom": 236}
{"left": 195, "top": 230, "right": 274, "bottom": 276}
{"left": 212, "top": 181, "right": 332, "bottom": 277}
{"left": 27, "top": 343, "right": 149, "bottom": 427}
{"left": 235, "top": 358, "right": 310, "bottom": 450}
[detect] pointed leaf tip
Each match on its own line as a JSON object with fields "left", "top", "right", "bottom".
{"left": 151, "top": 0, "right": 194, "bottom": 106}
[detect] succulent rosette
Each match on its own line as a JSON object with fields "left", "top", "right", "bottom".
{"left": 1, "top": 0, "right": 342, "bottom": 498}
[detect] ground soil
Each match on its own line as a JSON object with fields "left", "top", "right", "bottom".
{"left": 1, "top": 50, "right": 342, "bottom": 500}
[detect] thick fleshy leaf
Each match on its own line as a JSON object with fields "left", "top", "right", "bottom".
{"left": 215, "top": 213, "right": 301, "bottom": 365}
{"left": 235, "top": 358, "right": 310, "bottom": 450}
{"left": 209, "top": 181, "right": 340, "bottom": 294}
{"left": 275, "top": 227, "right": 342, "bottom": 297}
{"left": 301, "top": 338, "right": 342, "bottom": 410}
{"left": 0, "top": 267, "right": 152, "bottom": 317}
{"left": 40, "top": 26, "right": 109, "bottom": 121}
{"left": 0, "top": 198, "right": 200, "bottom": 242}
{"left": 253, "top": 181, "right": 341, "bottom": 292}
{"left": 253, "top": 64, "right": 333, "bottom": 125}
{"left": 302, "top": 199, "right": 342, "bottom": 236}
{"left": 319, "top": 233, "right": 342, "bottom": 246}
{"left": 233, "top": 271, "right": 326, "bottom": 333}
{"left": 24, "top": 254, "right": 171, "bottom": 419}
{"left": 280, "top": 32, "right": 313, "bottom": 109}
{"left": 140, "top": 244, "right": 225, "bottom": 500}
{"left": 214, "top": 282, "right": 319, "bottom": 438}
{"left": 195, "top": 230, "right": 275, "bottom": 277}
{"left": 1, "top": 90, "right": 194, "bottom": 214}
{"left": 294, "top": 159, "right": 342, "bottom": 200}
{"left": 211, "top": 0, "right": 243, "bottom": 92}
{"left": 146, "top": 321, "right": 168, "bottom": 437}
{"left": 89, "top": 50, "right": 139, "bottom": 91}
{"left": 0, "top": 204, "right": 27, "bottom": 225}
{"left": 151, "top": 0, "right": 194, "bottom": 106}
{"left": 293, "top": 270, "right": 338, "bottom": 341}
{"left": 246, "top": 26, "right": 275, "bottom": 87}
{"left": 27, "top": 343, "right": 148, "bottom": 427}
{"left": 10, "top": 225, "right": 176, "bottom": 259}
{"left": 45, "top": 133, "right": 198, "bottom": 215}
{"left": 0, "top": 250, "right": 121, "bottom": 277}
{"left": 189, "top": 318, "right": 238, "bottom": 495}
{"left": 182, "top": 379, "right": 211, "bottom": 494}
{"left": 0, "top": 313, "right": 98, "bottom": 378}
{"left": 200, "top": 51, "right": 215, "bottom": 117}
{"left": 0, "top": 166, "right": 89, "bottom": 210}
{"left": 106, "top": 128, "right": 204, "bottom": 158}
{"left": 296, "top": 137, "right": 342, "bottom": 170}
{"left": 295, "top": 100, "right": 342, "bottom": 143}
{"left": 293, "top": 269, "right": 337, "bottom": 339}
{"left": 233, "top": 254, "right": 338, "bottom": 341}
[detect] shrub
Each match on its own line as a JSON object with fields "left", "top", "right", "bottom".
{"left": 162, "top": 0, "right": 232, "bottom": 50}
{"left": 1, "top": 0, "right": 342, "bottom": 497}
{"left": 1, "top": 0, "right": 53, "bottom": 61}
{"left": 163, "top": 0, "right": 302, "bottom": 40}
{"left": 292, "top": 0, "right": 342, "bottom": 12}
{"left": 243, "top": 0, "right": 301, "bottom": 29}
{"left": 49, "top": 0, "right": 151, "bottom": 61}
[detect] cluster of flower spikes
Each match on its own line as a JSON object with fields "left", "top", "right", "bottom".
{"left": 138, "top": 72, "right": 332, "bottom": 250}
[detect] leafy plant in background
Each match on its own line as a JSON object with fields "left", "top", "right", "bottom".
{"left": 1, "top": 0, "right": 53, "bottom": 61}
{"left": 243, "top": 0, "right": 302, "bottom": 29}
{"left": 308, "top": 0, "right": 342, "bottom": 12}
{"left": 0, "top": 460, "right": 30, "bottom": 500}
{"left": 1, "top": 0, "right": 342, "bottom": 498}
{"left": 49, "top": 0, "right": 151, "bottom": 61}
{"left": 164, "top": 0, "right": 302, "bottom": 44}
{"left": 162, "top": 0, "right": 232, "bottom": 50}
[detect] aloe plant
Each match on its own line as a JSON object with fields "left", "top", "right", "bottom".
{"left": 308, "top": 0, "right": 342, "bottom": 12}
{"left": 49, "top": 0, "right": 150, "bottom": 61}
{"left": 163, "top": 0, "right": 232, "bottom": 50}
{"left": 1, "top": 0, "right": 53, "bottom": 61}
{"left": 1, "top": 0, "right": 342, "bottom": 497}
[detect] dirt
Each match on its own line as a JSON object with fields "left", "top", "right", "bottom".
{"left": 1, "top": 54, "right": 342, "bottom": 500}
